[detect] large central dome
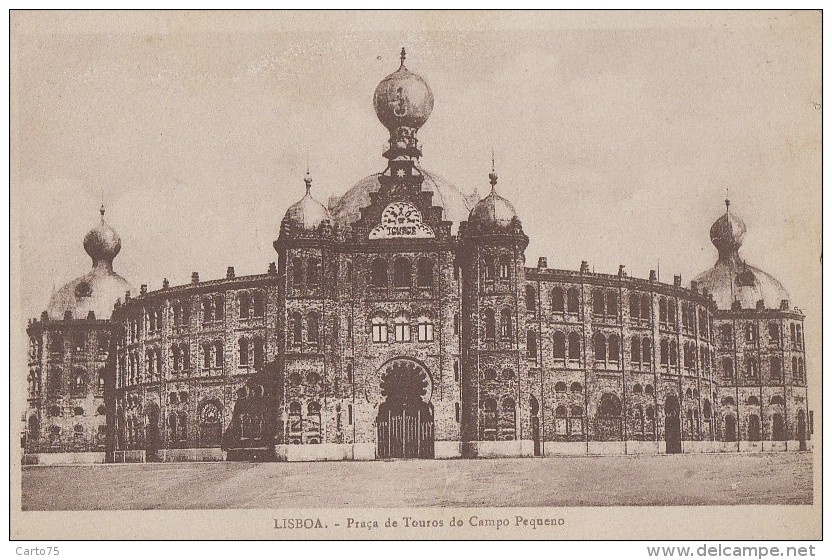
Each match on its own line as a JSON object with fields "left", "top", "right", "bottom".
{"left": 329, "top": 165, "right": 477, "bottom": 235}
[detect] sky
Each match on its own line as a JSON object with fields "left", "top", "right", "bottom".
{"left": 12, "top": 11, "right": 821, "bottom": 376}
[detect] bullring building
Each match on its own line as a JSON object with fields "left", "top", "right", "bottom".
{"left": 24, "top": 49, "right": 812, "bottom": 463}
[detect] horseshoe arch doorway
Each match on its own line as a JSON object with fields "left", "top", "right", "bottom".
{"left": 376, "top": 359, "right": 434, "bottom": 459}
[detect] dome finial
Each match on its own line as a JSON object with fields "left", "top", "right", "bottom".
{"left": 99, "top": 204, "right": 105, "bottom": 221}
{"left": 304, "top": 170, "right": 313, "bottom": 194}
{"left": 400, "top": 47, "right": 407, "bottom": 67}
{"left": 489, "top": 149, "right": 498, "bottom": 188}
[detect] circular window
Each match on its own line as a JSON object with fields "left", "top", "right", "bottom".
{"left": 289, "top": 372, "right": 302, "bottom": 386}
{"left": 501, "top": 368, "right": 515, "bottom": 380}
{"left": 74, "top": 281, "right": 92, "bottom": 298}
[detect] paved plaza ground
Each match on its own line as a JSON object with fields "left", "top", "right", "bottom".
{"left": 21, "top": 452, "right": 812, "bottom": 510}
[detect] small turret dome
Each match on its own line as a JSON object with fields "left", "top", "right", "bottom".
{"left": 47, "top": 205, "right": 133, "bottom": 320}
{"left": 281, "top": 172, "right": 332, "bottom": 232}
{"left": 373, "top": 48, "right": 434, "bottom": 133}
{"left": 693, "top": 200, "right": 790, "bottom": 310}
{"left": 468, "top": 169, "right": 518, "bottom": 229}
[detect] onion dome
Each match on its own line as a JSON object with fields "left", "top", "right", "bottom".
{"left": 692, "top": 200, "right": 790, "bottom": 310}
{"left": 373, "top": 47, "right": 434, "bottom": 133}
{"left": 47, "top": 205, "right": 133, "bottom": 320}
{"left": 328, "top": 165, "right": 472, "bottom": 235}
{"left": 281, "top": 172, "right": 332, "bottom": 232}
{"left": 468, "top": 167, "right": 518, "bottom": 229}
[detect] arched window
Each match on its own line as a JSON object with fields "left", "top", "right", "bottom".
{"left": 416, "top": 258, "right": 433, "bottom": 287}
{"left": 498, "top": 255, "right": 511, "bottom": 279}
{"left": 668, "top": 300, "right": 677, "bottom": 326}
{"left": 214, "top": 341, "right": 224, "bottom": 368}
{"left": 567, "top": 288, "right": 580, "bottom": 313}
{"left": 770, "top": 357, "right": 782, "bottom": 381}
{"left": 252, "top": 292, "right": 265, "bottom": 317}
{"left": 526, "top": 331, "right": 537, "bottom": 359}
{"left": 770, "top": 395, "right": 785, "bottom": 405}
{"left": 598, "top": 393, "right": 622, "bottom": 417}
{"left": 307, "top": 312, "right": 320, "bottom": 344}
{"left": 484, "top": 309, "right": 496, "bottom": 340}
{"left": 722, "top": 357, "right": 734, "bottom": 381}
{"left": 592, "top": 289, "right": 605, "bottom": 316}
{"left": 483, "top": 369, "right": 497, "bottom": 381}
{"left": 570, "top": 382, "right": 583, "bottom": 393}
{"left": 745, "top": 357, "right": 758, "bottom": 380}
{"left": 525, "top": 285, "right": 536, "bottom": 312}
{"left": 606, "top": 292, "right": 618, "bottom": 318}
{"left": 669, "top": 340, "right": 678, "bottom": 366}
{"left": 721, "top": 396, "right": 735, "bottom": 406}
{"left": 632, "top": 383, "right": 643, "bottom": 394}
{"left": 659, "top": 298, "right": 667, "bottom": 324}
{"left": 292, "top": 257, "right": 303, "bottom": 287}
{"left": 97, "top": 369, "right": 105, "bottom": 393}
{"left": 252, "top": 338, "right": 264, "bottom": 370}
{"left": 642, "top": 338, "right": 651, "bottom": 365}
{"left": 370, "top": 258, "right": 388, "bottom": 287}
{"left": 238, "top": 339, "right": 249, "bottom": 366}
{"left": 501, "top": 368, "right": 515, "bottom": 380}
{"left": 568, "top": 332, "right": 581, "bottom": 360}
{"left": 640, "top": 294, "right": 651, "bottom": 321}
{"left": 482, "top": 398, "right": 498, "bottom": 440}
{"left": 608, "top": 334, "right": 620, "bottom": 362}
{"left": 645, "top": 384, "right": 654, "bottom": 395}
{"left": 371, "top": 313, "right": 388, "bottom": 343}
{"left": 500, "top": 308, "right": 512, "bottom": 340}
{"left": 483, "top": 256, "right": 495, "bottom": 280}
{"left": 202, "top": 298, "right": 213, "bottom": 323}
{"left": 239, "top": 293, "right": 250, "bottom": 319}
{"left": 555, "top": 405, "right": 567, "bottom": 417}
{"left": 629, "top": 294, "right": 640, "bottom": 319}
{"left": 73, "top": 406, "right": 84, "bottom": 416}
{"left": 553, "top": 331, "right": 566, "bottom": 360}
{"left": 594, "top": 332, "right": 607, "bottom": 362}
{"left": 393, "top": 312, "right": 411, "bottom": 342}
{"left": 306, "top": 258, "right": 320, "bottom": 286}
{"left": 290, "top": 312, "right": 303, "bottom": 346}
{"left": 552, "top": 287, "right": 565, "bottom": 313}
{"left": 798, "top": 357, "right": 805, "bottom": 380}
{"left": 555, "top": 381, "right": 567, "bottom": 392}
{"left": 71, "top": 369, "right": 87, "bottom": 394}
{"left": 393, "top": 257, "right": 411, "bottom": 287}
{"left": 499, "top": 397, "right": 516, "bottom": 440}
{"left": 746, "top": 395, "right": 760, "bottom": 406}
{"left": 768, "top": 322, "right": 780, "bottom": 341}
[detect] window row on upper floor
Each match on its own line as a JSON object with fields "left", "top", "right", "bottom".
{"left": 123, "top": 291, "right": 267, "bottom": 341}
{"left": 720, "top": 355, "right": 806, "bottom": 383}
{"left": 717, "top": 321, "right": 805, "bottom": 350}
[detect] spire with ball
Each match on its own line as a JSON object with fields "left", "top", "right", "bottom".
{"left": 373, "top": 47, "right": 434, "bottom": 161}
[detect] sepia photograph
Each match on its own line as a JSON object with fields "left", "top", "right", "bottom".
{"left": 9, "top": 9, "right": 822, "bottom": 541}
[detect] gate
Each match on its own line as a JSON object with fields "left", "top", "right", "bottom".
{"left": 377, "top": 403, "right": 434, "bottom": 459}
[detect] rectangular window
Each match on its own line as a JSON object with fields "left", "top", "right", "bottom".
{"left": 372, "top": 324, "right": 387, "bottom": 343}
{"left": 417, "top": 323, "right": 434, "bottom": 342}
{"left": 395, "top": 323, "right": 411, "bottom": 342}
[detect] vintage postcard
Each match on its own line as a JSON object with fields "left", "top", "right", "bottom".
{"left": 9, "top": 10, "right": 821, "bottom": 541}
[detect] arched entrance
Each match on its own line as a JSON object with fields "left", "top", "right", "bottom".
{"left": 376, "top": 359, "right": 434, "bottom": 459}
{"left": 664, "top": 395, "right": 682, "bottom": 454}
{"left": 797, "top": 410, "right": 807, "bottom": 451}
